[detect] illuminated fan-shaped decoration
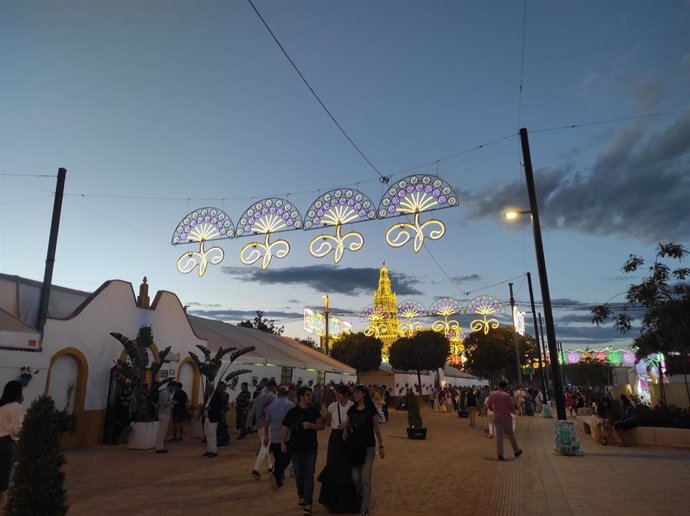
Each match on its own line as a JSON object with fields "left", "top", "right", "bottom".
{"left": 304, "top": 188, "right": 377, "bottom": 264}
{"left": 378, "top": 174, "right": 459, "bottom": 253}
{"left": 361, "top": 306, "right": 389, "bottom": 340}
{"left": 171, "top": 207, "right": 234, "bottom": 277}
{"left": 467, "top": 295, "right": 504, "bottom": 334}
{"left": 397, "top": 300, "right": 426, "bottom": 337}
{"left": 429, "top": 297, "right": 463, "bottom": 336}
{"left": 236, "top": 198, "right": 303, "bottom": 270}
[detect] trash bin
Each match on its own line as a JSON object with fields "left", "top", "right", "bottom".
{"left": 554, "top": 420, "right": 583, "bottom": 456}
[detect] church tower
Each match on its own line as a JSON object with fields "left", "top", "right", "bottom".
{"left": 371, "top": 263, "right": 401, "bottom": 352}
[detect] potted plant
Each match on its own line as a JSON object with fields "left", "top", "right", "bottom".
{"left": 405, "top": 390, "right": 426, "bottom": 439}
{"left": 188, "top": 344, "right": 255, "bottom": 439}
{"left": 110, "top": 325, "right": 172, "bottom": 449}
{"left": 389, "top": 331, "right": 450, "bottom": 440}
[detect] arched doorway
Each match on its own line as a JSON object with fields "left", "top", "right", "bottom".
{"left": 46, "top": 348, "right": 89, "bottom": 443}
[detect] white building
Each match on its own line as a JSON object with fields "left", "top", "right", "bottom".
{"left": 0, "top": 273, "right": 354, "bottom": 448}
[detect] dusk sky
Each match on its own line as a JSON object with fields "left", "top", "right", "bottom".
{"left": 1, "top": 1, "right": 689, "bottom": 351}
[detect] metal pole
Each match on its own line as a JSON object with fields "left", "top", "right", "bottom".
{"left": 323, "top": 295, "right": 330, "bottom": 355}
{"left": 527, "top": 272, "right": 548, "bottom": 401}
{"left": 38, "top": 168, "right": 66, "bottom": 331}
{"left": 520, "top": 128, "right": 566, "bottom": 420}
{"left": 538, "top": 313, "right": 550, "bottom": 390}
{"left": 508, "top": 282, "right": 523, "bottom": 385}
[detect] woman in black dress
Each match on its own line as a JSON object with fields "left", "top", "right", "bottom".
{"left": 345, "top": 385, "right": 385, "bottom": 516}
{"left": 317, "top": 384, "right": 360, "bottom": 513}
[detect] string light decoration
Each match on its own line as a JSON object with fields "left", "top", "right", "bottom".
{"left": 236, "top": 198, "right": 303, "bottom": 270}
{"left": 397, "top": 300, "right": 426, "bottom": 337}
{"left": 429, "top": 297, "right": 464, "bottom": 337}
{"left": 361, "top": 306, "right": 390, "bottom": 341}
{"left": 171, "top": 207, "right": 235, "bottom": 277}
{"left": 378, "top": 174, "right": 458, "bottom": 253}
{"left": 303, "top": 188, "right": 377, "bottom": 263}
{"left": 467, "top": 295, "right": 504, "bottom": 334}
{"left": 170, "top": 175, "right": 460, "bottom": 275}
{"left": 448, "top": 327, "right": 465, "bottom": 367}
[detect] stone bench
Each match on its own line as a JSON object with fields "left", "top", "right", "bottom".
{"left": 576, "top": 417, "right": 690, "bottom": 448}
{"left": 576, "top": 415, "right": 592, "bottom": 434}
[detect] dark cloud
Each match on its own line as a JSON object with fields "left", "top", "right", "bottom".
{"left": 466, "top": 113, "right": 690, "bottom": 242}
{"left": 221, "top": 265, "right": 423, "bottom": 296}
{"left": 555, "top": 324, "right": 634, "bottom": 345}
{"left": 186, "top": 301, "right": 222, "bottom": 307}
{"left": 451, "top": 274, "right": 481, "bottom": 283}
{"left": 187, "top": 308, "right": 303, "bottom": 322}
{"left": 287, "top": 299, "right": 300, "bottom": 304}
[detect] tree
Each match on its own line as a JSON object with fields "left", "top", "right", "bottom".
{"left": 463, "top": 327, "right": 537, "bottom": 385}
{"left": 330, "top": 332, "right": 383, "bottom": 381}
{"left": 7, "top": 396, "right": 67, "bottom": 516}
{"left": 562, "top": 350, "right": 612, "bottom": 387}
{"left": 188, "top": 345, "right": 255, "bottom": 407}
{"left": 293, "top": 337, "right": 318, "bottom": 349}
{"left": 110, "top": 325, "right": 171, "bottom": 422}
{"left": 389, "top": 330, "right": 449, "bottom": 401}
{"left": 237, "top": 310, "right": 284, "bottom": 335}
{"left": 592, "top": 243, "right": 690, "bottom": 406}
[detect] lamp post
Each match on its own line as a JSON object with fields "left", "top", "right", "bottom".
{"left": 322, "top": 294, "right": 330, "bottom": 355}
{"left": 503, "top": 128, "right": 566, "bottom": 420}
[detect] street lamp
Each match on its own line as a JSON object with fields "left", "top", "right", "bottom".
{"left": 502, "top": 128, "right": 567, "bottom": 421}
{"left": 322, "top": 294, "right": 330, "bottom": 355}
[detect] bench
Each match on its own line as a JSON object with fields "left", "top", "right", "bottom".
{"left": 576, "top": 415, "right": 592, "bottom": 434}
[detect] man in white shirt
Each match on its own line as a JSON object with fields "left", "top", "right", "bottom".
{"left": 154, "top": 382, "right": 176, "bottom": 454}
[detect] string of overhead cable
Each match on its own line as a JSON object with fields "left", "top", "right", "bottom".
{"left": 246, "top": 0, "right": 387, "bottom": 183}
{"left": 0, "top": 173, "right": 57, "bottom": 177}
{"left": 530, "top": 107, "right": 690, "bottom": 134}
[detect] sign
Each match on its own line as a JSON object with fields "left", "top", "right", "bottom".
{"left": 512, "top": 306, "right": 525, "bottom": 336}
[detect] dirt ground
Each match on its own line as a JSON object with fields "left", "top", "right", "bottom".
{"left": 64, "top": 406, "right": 499, "bottom": 516}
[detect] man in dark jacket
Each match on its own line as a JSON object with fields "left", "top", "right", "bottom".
{"left": 203, "top": 382, "right": 227, "bottom": 458}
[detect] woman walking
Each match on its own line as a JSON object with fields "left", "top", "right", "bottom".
{"left": 0, "top": 380, "right": 25, "bottom": 511}
{"left": 345, "top": 385, "right": 385, "bottom": 516}
{"left": 317, "top": 385, "right": 360, "bottom": 513}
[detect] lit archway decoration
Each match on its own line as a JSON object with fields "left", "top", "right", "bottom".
{"left": 304, "top": 188, "right": 377, "bottom": 263}
{"left": 378, "top": 174, "right": 458, "bottom": 253}
{"left": 429, "top": 297, "right": 463, "bottom": 336}
{"left": 171, "top": 207, "right": 235, "bottom": 277}
{"left": 236, "top": 198, "right": 302, "bottom": 270}
{"left": 397, "top": 300, "right": 426, "bottom": 337}
{"left": 467, "top": 295, "right": 503, "bottom": 334}
{"left": 448, "top": 328, "right": 465, "bottom": 367}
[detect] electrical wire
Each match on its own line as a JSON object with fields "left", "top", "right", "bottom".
{"left": 530, "top": 107, "right": 690, "bottom": 134}
{"left": 246, "top": 0, "right": 387, "bottom": 182}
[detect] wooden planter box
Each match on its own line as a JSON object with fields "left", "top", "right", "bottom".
{"left": 407, "top": 427, "right": 427, "bottom": 440}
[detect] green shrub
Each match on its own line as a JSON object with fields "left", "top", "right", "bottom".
{"left": 7, "top": 396, "right": 67, "bottom": 516}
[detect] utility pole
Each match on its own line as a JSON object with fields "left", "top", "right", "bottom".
{"left": 322, "top": 294, "right": 330, "bottom": 355}
{"left": 520, "top": 128, "right": 566, "bottom": 420}
{"left": 508, "top": 282, "right": 523, "bottom": 386}
{"left": 38, "top": 168, "right": 66, "bottom": 331}
{"left": 527, "top": 272, "right": 548, "bottom": 400}
{"left": 538, "top": 313, "right": 550, "bottom": 390}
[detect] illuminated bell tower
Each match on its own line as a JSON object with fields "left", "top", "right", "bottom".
{"left": 372, "top": 262, "right": 401, "bottom": 351}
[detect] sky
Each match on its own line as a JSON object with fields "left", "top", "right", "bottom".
{"left": 1, "top": 0, "right": 689, "bottom": 352}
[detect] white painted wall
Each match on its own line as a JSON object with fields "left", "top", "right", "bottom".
{"left": 47, "top": 354, "right": 78, "bottom": 413}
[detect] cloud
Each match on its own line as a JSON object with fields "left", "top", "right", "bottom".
{"left": 187, "top": 308, "right": 303, "bottom": 321}
{"left": 221, "top": 265, "right": 423, "bottom": 296}
{"left": 466, "top": 113, "right": 690, "bottom": 242}
{"left": 632, "top": 78, "right": 664, "bottom": 109}
{"left": 451, "top": 274, "right": 481, "bottom": 283}
{"left": 186, "top": 301, "right": 222, "bottom": 308}
{"left": 287, "top": 299, "right": 300, "bottom": 304}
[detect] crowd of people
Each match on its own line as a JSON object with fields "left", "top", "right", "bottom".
{"left": 198, "top": 379, "right": 386, "bottom": 516}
